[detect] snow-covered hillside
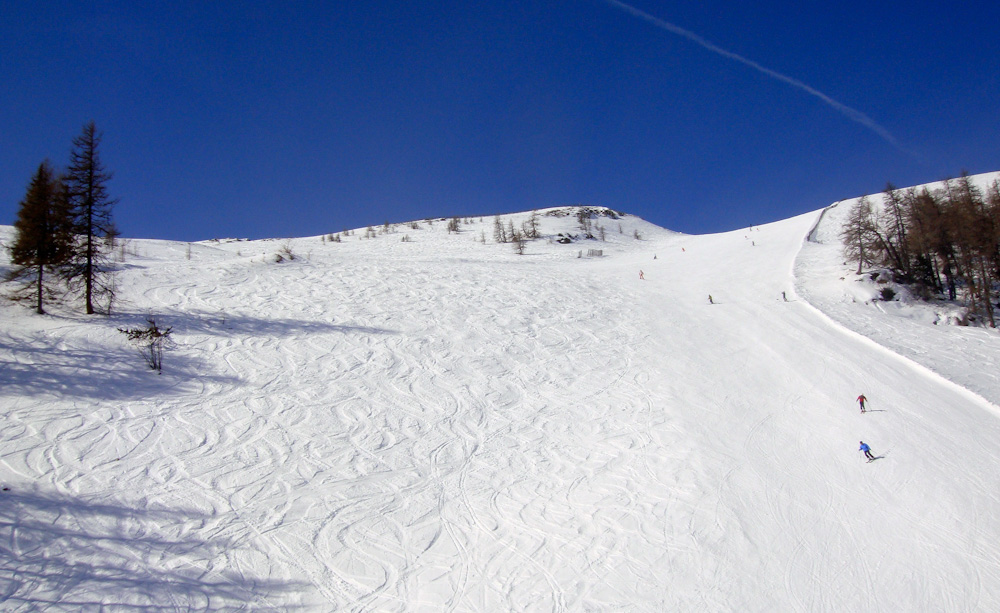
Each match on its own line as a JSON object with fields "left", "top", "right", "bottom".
{"left": 796, "top": 171, "right": 1000, "bottom": 406}
{"left": 2, "top": 193, "right": 999, "bottom": 611}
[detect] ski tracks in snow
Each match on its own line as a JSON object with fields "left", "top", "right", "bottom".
{"left": 5, "top": 214, "right": 1000, "bottom": 610}
{"left": 124, "top": 249, "right": 673, "bottom": 610}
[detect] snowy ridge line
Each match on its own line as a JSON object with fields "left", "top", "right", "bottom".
{"left": 791, "top": 219, "right": 1000, "bottom": 419}
{"left": 804, "top": 201, "right": 839, "bottom": 244}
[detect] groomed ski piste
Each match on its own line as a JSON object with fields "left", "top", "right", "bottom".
{"left": 2, "top": 173, "right": 999, "bottom": 611}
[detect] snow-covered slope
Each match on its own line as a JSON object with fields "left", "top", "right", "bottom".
{"left": 1, "top": 199, "right": 999, "bottom": 611}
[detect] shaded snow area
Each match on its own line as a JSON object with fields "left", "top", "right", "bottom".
{"left": 2, "top": 200, "right": 1000, "bottom": 611}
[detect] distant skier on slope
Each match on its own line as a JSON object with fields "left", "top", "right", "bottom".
{"left": 859, "top": 441, "right": 876, "bottom": 461}
{"left": 857, "top": 394, "right": 868, "bottom": 413}
{"left": 639, "top": 270, "right": 645, "bottom": 280}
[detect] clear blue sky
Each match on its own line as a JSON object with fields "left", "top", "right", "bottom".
{"left": 2, "top": 1, "right": 998, "bottom": 241}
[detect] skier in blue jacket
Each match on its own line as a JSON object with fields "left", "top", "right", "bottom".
{"left": 859, "top": 441, "right": 875, "bottom": 461}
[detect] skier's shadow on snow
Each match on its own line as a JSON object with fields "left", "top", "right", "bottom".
{"left": 0, "top": 486, "right": 310, "bottom": 610}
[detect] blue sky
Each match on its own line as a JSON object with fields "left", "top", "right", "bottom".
{"left": 2, "top": 1, "right": 998, "bottom": 241}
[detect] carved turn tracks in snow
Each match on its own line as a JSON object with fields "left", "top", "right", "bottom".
{"left": 2, "top": 211, "right": 1000, "bottom": 610}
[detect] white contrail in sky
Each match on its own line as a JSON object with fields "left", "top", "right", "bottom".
{"left": 600, "top": 0, "right": 909, "bottom": 154}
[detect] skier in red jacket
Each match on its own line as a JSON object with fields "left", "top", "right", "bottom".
{"left": 857, "top": 394, "right": 867, "bottom": 413}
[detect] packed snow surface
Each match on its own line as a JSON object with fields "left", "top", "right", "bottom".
{"left": 2, "top": 198, "right": 999, "bottom": 611}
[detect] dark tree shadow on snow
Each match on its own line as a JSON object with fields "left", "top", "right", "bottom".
{"left": 0, "top": 487, "right": 310, "bottom": 610}
{"left": 1, "top": 309, "right": 395, "bottom": 401}
{"left": 0, "top": 331, "right": 240, "bottom": 402}
{"left": 113, "top": 309, "right": 397, "bottom": 339}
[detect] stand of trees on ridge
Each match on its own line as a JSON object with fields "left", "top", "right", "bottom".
{"left": 5, "top": 121, "right": 119, "bottom": 315}
{"left": 841, "top": 173, "right": 1000, "bottom": 328}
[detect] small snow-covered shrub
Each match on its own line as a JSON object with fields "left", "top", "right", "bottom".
{"left": 274, "top": 243, "right": 295, "bottom": 263}
{"left": 118, "top": 317, "right": 173, "bottom": 373}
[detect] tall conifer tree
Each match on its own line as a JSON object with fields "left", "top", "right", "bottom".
{"left": 65, "top": 121, "right": 118, "bottom": 314}
{"left": 6, "top": 161, "right": 73, "bottom": 314}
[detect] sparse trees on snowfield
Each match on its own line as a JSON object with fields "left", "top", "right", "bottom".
{"left": 4, "top": 122, "right": 121, "bottom": 315}
{"left": 525, "top": 211, "right": 540, "bottom": 239}
{"left": 511, "top": 228, "right": 526, "bottom": 255}
{"left": 493, "top": 215, "right": 507, "bottom": 243}
{"left": 842, "top": 173, "right": 1000, "bottom": 327}
{"left": 5, "top": 161, "right": 74, "bottom": 314}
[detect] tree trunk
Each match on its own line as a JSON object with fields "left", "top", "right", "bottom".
{"left": 978, "top": 256, "right": 996, "bottom": 328}
{"left": 85, "top": 230, "right": 94, "bottom": 314}
{"left": 35, "top": 263, "right": 45, "bottom": 315}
